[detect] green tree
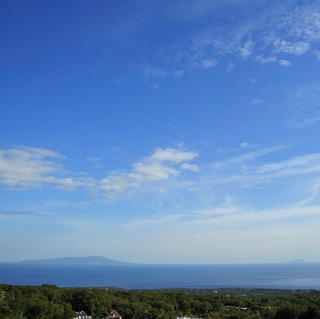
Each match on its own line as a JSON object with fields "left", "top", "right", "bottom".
{"left": 275, "top": 307, "right": 299, "bottom": 319}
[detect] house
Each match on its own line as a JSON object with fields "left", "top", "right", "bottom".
{"left": 104, "top": 309, "right": 122, "bottom": 319}
{"left": 73, "top": 311, "right": 92, "bottom": 319}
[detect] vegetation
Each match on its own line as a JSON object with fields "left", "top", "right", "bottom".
{"left": 1, "top": 284, "right": 320, "bottom": 319}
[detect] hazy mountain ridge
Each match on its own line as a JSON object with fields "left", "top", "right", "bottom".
{"left": 19, "top": 256, "right": 131, "bottom": 265}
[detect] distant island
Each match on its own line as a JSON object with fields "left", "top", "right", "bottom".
{"left": 19, "top": 255, "right": 131, "bottom": 265}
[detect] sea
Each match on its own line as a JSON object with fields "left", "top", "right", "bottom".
{"left": 0, "top": 263, "right": 320, "bottom": 290}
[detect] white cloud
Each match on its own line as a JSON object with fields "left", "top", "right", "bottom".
{"left": 130, "top": 162, "right": 180, "bottom": 182}
{"left": 279, "top": 59, "right": 291, "bottom": 67}
{"left": 240, "top": 142, "right": 259, "bottom": 149}
{"left": 238, "top": 40, "right": 254, "bottom": 59}
{"left": 175, "top": 1, "right": 320, "bottom": 75}
{"left": 201, "top": 59, "right": 217, "bottom": 69}
{"left": 0, "top": 147, "right": 60, "bottom": 188}
{"left": 256, "top": 55, "right": 277, "bottom": 64}
{"left": 180, "top": 163, "right": 200, "bottom": 172}
{"left": 3, "top": 144, "right": 320, "bottom": 218}
{"left": 130, "top": 1, "right": 320, "bottom": 88}
{"left": 250, "top": 98, "right": 264, "bottom": 107}
{"left": 100, "top": 147, "right": 199, "bottom": 197}
{"left": 0, "top": 146, "right": 89, "bottom": 190}
{"left": 282, "top": 3, "right": 320, "bottom": 43}
{"left": 4, "top": 143, "right": 319, "bottom": 206}
{"left": 272, "top": 40, "right": 310, "bottom": 56}
{"left": 3, "top": 143, "right": 320, "bottom": 263}
{"left": 100, "top": 173, "right": 135, "bottom": 194}
{"left": 150, "top": 147, "right": 198, "bottom": 163}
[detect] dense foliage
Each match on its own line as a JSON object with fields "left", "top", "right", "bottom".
{"left": 1, "top": 284, "right": 320, "bottom": 319}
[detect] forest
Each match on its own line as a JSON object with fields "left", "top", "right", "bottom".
{"left": 1, "top": 284, "right": 320, "bottom": 319}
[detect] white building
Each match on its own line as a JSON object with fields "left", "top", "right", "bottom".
{"left": 73, "top": 311, "right": 92, "bottom": 319}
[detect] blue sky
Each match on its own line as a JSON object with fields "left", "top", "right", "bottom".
{"left": 1, "top": 0, "right": 320, "bottom": 264}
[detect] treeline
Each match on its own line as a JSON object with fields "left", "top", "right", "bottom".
{"left": 1, "top": 284, "right": 320, "bottom": 319}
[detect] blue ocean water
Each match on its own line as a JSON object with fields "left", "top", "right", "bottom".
{"left": 0, "top": 263, "right": 320, "bottom": 290}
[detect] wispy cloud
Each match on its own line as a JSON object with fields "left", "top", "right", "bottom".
{"left": 257, "top": 153, "right": 320, "bottom": 178}
{"left": 238, "top": 40, "right": 254, "bottom": 59}
{"left": 281, "top": 83, "right": 320, "bottom": 128}
{"left": 137, "top": 64, "right": 184, "bottom": 87}
{"left": 250, "top": 98, "right": 265, "bottom": 107}
{"left": 200, "top": 59, "right": 217, "bottom": 69}
{"left": 226, "top": 62, "right": 235, "bottom": 72}
{"left": 134, "top": 1, "right": 320, "bottom": 84}
{"left": 255, "top": 55, "right": 277, "bottom": 64}
{"left": 240, "top": 142, "right": 260, "bottom": 149}
{"left": 86, "top": 157, "right": 102, "bottom": 168}
{"left": 211, "top": 146, "right": 282, "bottom": 170}
{"left": 210, "top": 147, "right": 320, "bottom": 188}
{"left": 314, "top": 50, "right": 320, "bottom": 59}
{"left": 272, "top": 40, "right": 310, "bottom": 56}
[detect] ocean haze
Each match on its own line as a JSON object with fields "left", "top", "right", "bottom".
{"left": 18, "top": 256, "right": 131, "bottom": 265}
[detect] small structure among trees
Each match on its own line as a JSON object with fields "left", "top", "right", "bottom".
{"left": 73, "top": 310, "right": 92, "bottom": 319}
{"left": 104, "top": 309, "right": 122, "bottom": 319}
